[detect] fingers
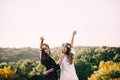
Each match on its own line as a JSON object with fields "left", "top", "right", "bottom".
{"left": 40, "top": 36, "right": 44, "bottom": 40}
{"left": 73, "top": 30, "right": 77, "bottom": 35}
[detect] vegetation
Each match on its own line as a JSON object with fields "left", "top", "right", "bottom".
{"left": 0, "top": 66, "right": 17, "bottom": 80}
{"left": 0, "top": 46, "right": 120, "bottom": 80}
{"left": 88, "top": 61, "right": 120, "bottom": 80}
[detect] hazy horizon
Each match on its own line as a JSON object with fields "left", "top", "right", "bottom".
{"left": 0, "top": 0, "right": 120, "bottom": 48}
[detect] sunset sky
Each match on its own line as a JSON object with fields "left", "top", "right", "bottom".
{"left": 0, "top": 0, "right": 120, "bottom": 48}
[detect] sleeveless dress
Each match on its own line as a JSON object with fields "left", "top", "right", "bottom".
{"left": 60, "top": 49, "right": 79, "bottom": 80}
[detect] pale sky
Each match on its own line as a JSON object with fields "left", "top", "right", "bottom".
{"left": 0, "top": 0, "right": 120, "bottom": 48}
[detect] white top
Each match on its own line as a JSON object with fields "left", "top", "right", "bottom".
{"left": 60, "top": 48, "right": 79, "bottom": 80}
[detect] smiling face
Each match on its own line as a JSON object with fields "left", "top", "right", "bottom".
{"left": 42, "top": 44, "right": 50, "bottom": 55}
{"left": 62, "top": 43, "right": 71, "bottom": 55}
{"left": 62, "top": 43, "right": 67, "bottom": 54}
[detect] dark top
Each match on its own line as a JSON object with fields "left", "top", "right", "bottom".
{"left": 41, "top": 52, "right": 60, "bottom": 80}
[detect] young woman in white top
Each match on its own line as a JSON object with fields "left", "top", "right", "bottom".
{"left": 57, "top": 31, "right": 79, "bottom": 80}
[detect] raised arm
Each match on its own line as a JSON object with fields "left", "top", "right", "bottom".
{"left": 40, "top": 36, "right": 44, "bottom": 62}
{"left": 40, "top": 36, "right": 44, "bottom": 49}
{"left": 70, "top": 31, "right": 77, "bottom": 47}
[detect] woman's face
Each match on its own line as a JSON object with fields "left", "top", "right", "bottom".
{"left": 62, "top": 45, "right": 67, "bottom": 54}
{"left": 43, "top": 45, "right": 50, "bottom": 54}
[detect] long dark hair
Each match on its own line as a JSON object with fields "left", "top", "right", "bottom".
{"left": 63, "top": 43, "right": 74, "bottom": 64}
{"left": 40, "top": 43, "right": 51, "bottom": 65}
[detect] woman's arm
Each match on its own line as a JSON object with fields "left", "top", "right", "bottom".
{"left": 40, "top": 36, "right": 44, "bottom": 49}
{"left": 39, "top": 36, "right": 44, "bottom": 62}
{"left": 43, "top": 68, "right": 54, "bottom": 75}
{"left": 57, "top": 53, "right": 65, "bottom": 65}
{"left": 70, "top": 31, "right": 77, "bottom": 47}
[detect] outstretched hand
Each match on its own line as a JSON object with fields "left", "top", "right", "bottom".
{"left": 40, "top": 36, "right": 44, "bottom": 41}
{"left": 73, "top": 31, "right": 77, "bottom": 36}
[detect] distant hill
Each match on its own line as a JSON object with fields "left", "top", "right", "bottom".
{"left": 0, "top": 47, "right": 40, "bottom": 62}
{"left": 0, "top": 46, "right": 86, "bottom": 62}
{"left": 0, "top": 46, "right": 104, "bottom": 62}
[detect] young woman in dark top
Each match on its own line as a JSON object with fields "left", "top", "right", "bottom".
{"left": 39, "top": 36, "right": 59, "bottom": 80}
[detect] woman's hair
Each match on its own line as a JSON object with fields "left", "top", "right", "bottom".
{"left": 40, "top": 43, "right": 51, "bottom": 65}
{"left": 62, "top": 43, "right": 74, "bottom": 64}
{"left": 42, "top": 43, "right": 51, "bottom": 54}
